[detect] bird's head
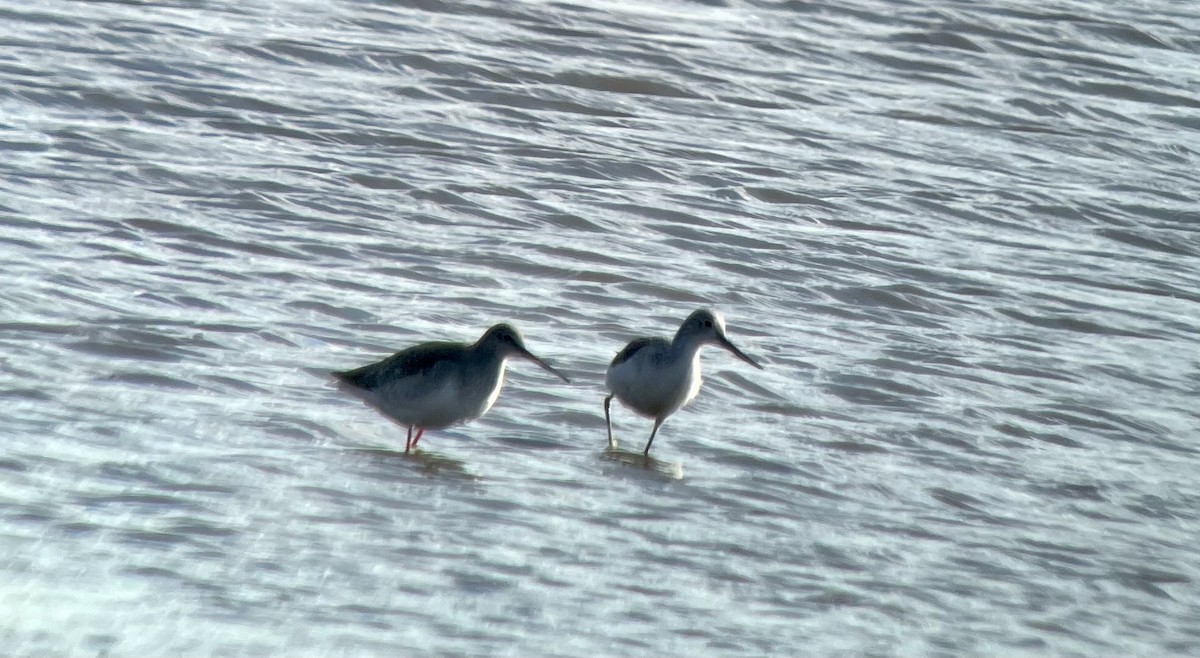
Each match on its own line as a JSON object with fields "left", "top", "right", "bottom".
{"left": 481, "top": 323, "right": 571, "bottom": 382}
{"left": 678, "top": 309, "right": 763, "bottom": 369}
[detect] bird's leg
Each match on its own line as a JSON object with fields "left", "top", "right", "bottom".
{"left": 411, "top": 427, "right": 425, "bottom": 448}
{"left": 603, "top": 394, "right": 615, "bottom": 448}
{"left": 642, "top": 418, "right": 663, "bottom": 456}
{"left": 405, "top": 426, "right": 414, "bottom": 453}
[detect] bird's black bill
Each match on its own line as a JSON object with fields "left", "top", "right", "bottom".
{"left": 718, "top": 335, "right": 764, "bottom": 369}
{"left": 519, "top": 348, "right": 571, "bottom": 383}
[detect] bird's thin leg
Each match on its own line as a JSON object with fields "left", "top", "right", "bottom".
{"left": 405, "top": 426, "right": 414, "bottom": 453}
{"left": 603, "top": 394, "right": 615, "bottom": 448}
{"left": 411, "top": 427, "right": 425, "bottom": 448}
{"left": 642, "top": 418, "right": 663, "bottom": 456}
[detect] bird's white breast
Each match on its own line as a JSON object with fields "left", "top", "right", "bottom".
{"left": 480, "top": 361, "right": 506, "bottom": 416}
{"left": 607, "top": 347, "right": 701, "bottom": 420}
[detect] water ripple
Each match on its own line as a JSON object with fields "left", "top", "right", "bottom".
{"left": 2, "top": 0, "right": 1199, "bottom": 655}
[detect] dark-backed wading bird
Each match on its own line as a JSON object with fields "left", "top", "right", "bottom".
{"left": 334, "top": 323, "right": 569, "bottom": 453}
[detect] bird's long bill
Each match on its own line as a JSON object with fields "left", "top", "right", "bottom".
{"left": 718, "top": 334, "right": 764, "bottom": 369}
{"left": 518, "top": 347, "right": 571, "bottom": 383}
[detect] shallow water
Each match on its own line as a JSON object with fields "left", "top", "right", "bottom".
{"left": 2, "top": 0, "right": 1199, "bottom": 655}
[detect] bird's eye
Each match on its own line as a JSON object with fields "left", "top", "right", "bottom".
{"left": 703, "top": 320, "right": 713, "bottom": 328}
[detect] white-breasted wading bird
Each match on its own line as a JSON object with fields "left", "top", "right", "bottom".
{"left": 604, "top": 309, "right": 763, "bottom": 456}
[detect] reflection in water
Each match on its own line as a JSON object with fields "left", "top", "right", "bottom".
{"left": 600, "top": 444, "right": 684, "bottom": 480}
{"left": 346, "top": 446, "right": 478, "bottom": 481}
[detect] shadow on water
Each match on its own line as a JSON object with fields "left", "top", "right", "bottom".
{"left": 346, "top": 445, "right": 479, "bottom": 481}
{"left": 600, "top": 443, "right": 684, "bottom": 480}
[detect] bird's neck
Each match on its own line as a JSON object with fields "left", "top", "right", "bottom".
{"left": 472, "top": 343, "right": 509, "bottom": 372}
{"left": 668, "top": 333, "right": 705, "bottom": 363}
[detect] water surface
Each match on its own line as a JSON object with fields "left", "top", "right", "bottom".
{"left": 2, "top": 0, "right": 1199, "bottom": 655}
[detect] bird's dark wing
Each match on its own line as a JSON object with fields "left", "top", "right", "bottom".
{"left": 609, "top": 337, "right": 661, "bottom": 367}
{"left": 333, "top": 342, "right": 466, "bottom": 391}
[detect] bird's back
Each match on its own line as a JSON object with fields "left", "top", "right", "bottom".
{"left": 334, "top": 342, "right": 468, "bottom": 392}
{"left": 607, "top": 337, "right": 665, "bottom": 371}
{"left": 334, "top": 341, "right": 509, "bottom": 428}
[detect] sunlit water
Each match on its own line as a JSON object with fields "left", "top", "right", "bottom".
{"left": 2, "top": 0, "right": 1199, "bottom": 655}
